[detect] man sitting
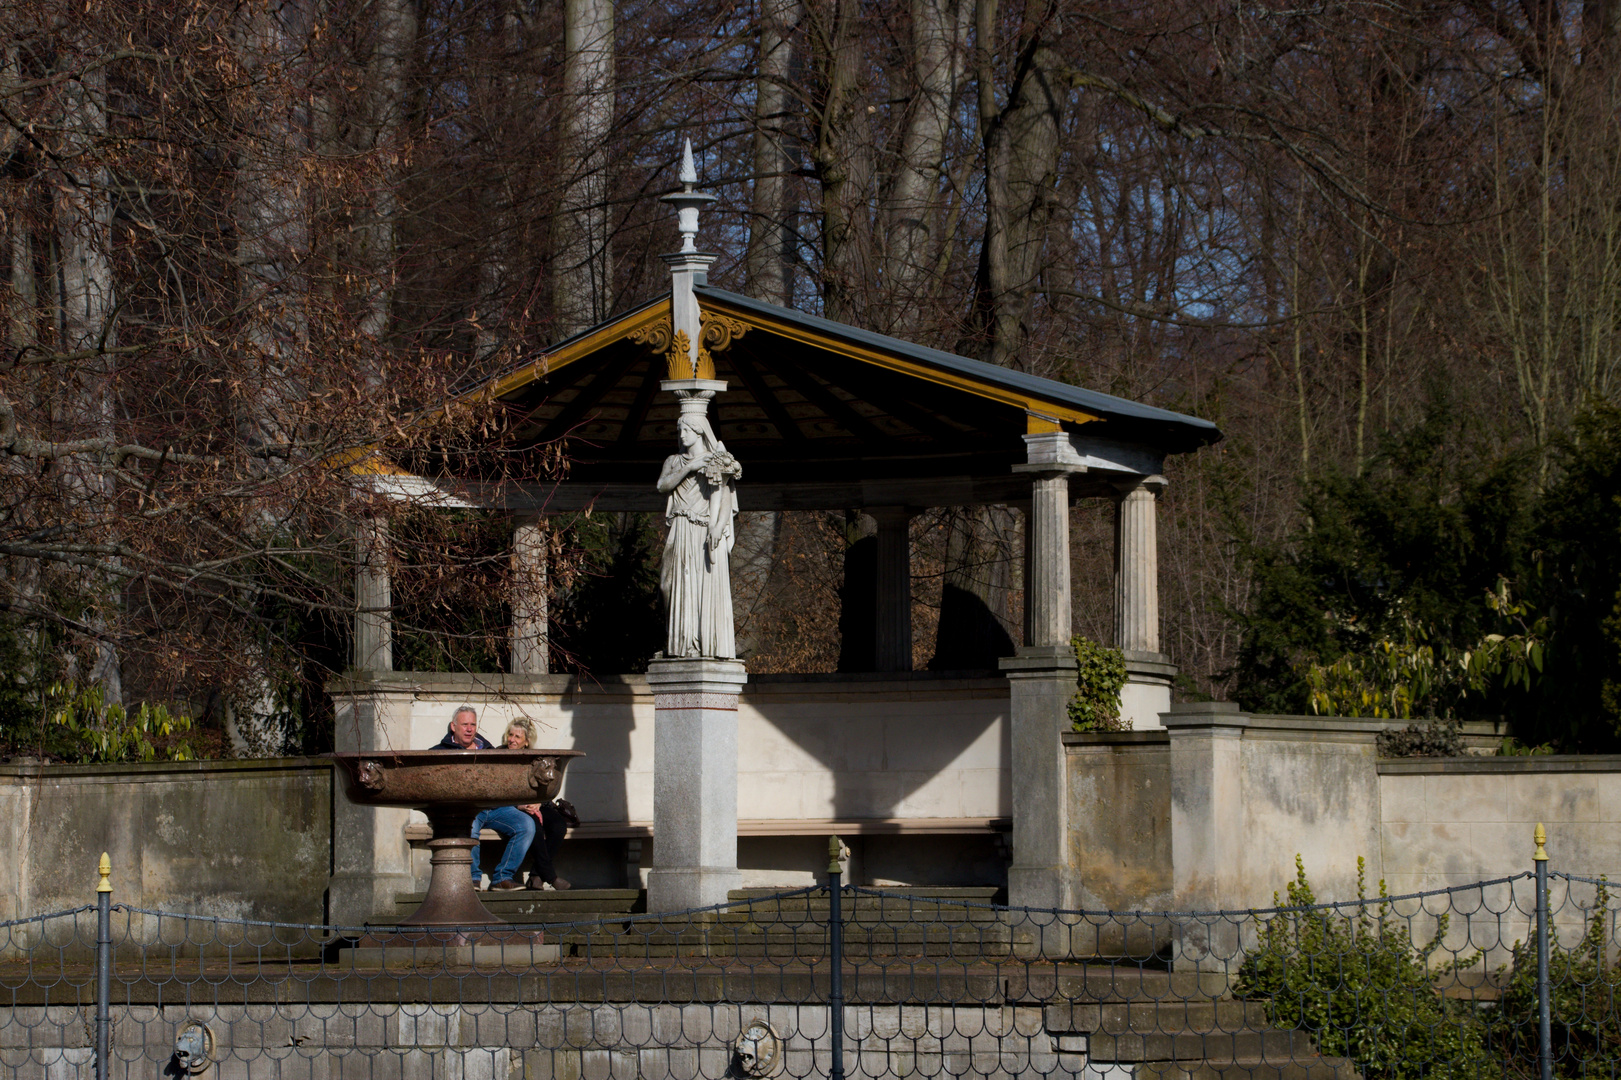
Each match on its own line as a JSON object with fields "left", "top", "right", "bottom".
{"left": 434, "top": 705, "right": 494, "bottom": 750}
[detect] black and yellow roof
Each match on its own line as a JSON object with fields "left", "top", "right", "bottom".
{"left": 439, "top": 285, "right": 1219, "bottom": 512}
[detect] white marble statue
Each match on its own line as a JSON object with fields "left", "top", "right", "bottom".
{"left": 658, "top": 407, "right": 741, "bottom": 658}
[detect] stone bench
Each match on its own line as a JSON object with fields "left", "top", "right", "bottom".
{"left": 403, "top": 817, "right": 1010, "bottom": 844}
{"left": 404, "top": 817, "right": 1012, "bottom": 889}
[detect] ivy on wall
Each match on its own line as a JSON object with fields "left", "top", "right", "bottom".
{"left": 1069, "top": 636, "right": 1129, "bottom": 732}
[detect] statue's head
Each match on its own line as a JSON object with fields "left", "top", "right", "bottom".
{"left": 677, "top": 413, "right": 722, "bottom": 456}
{"left": 677, "top": 416, "right": 704, "bottom": 453}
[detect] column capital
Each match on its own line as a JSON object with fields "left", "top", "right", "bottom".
{"left": 865, "top": 505, "right": 915, "bottom": 527}
{"left": 1111, "top": 473, "right": 1167, "bottom": 498}
{"left": 1019, "top": 431, "right": 1087, "bottom": 472}
{"left": 1012, "top": 462, "right": 1083, "bottom": 479}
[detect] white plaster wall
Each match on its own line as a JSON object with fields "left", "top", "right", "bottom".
{"left": 366, "top": 674, "right": 1011, "bottom": 827}
{"left": 1378, "top": 761, "right": 1621, "bottom": 891}
{"left": 1237, "top": 723, "right": 1384, "bottom": 910}
{"left": 1118, "top": 681, "right": 1169, "bottom": 731}
{"left": 1377, "top": 760, "right": 1621, "bottom": 966}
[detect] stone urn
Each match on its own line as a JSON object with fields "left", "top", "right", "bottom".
{"left": 332, "top": 749, "right": 583, "bottom": 927}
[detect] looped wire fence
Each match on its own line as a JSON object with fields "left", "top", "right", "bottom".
{"left": 0, "top": 843, "right": 1614, "bottom": 1079}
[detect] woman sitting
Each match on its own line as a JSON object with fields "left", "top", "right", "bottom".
{"left": 470, "top": 717, "right": 572, "bottom": 892}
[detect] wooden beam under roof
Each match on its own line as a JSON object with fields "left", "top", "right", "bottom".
{"left": 767, "top": 361, "right": 893, "bottom": 444}
{"left": 723, "top": 350, "right": 809, "bottom": 445}
{"left": 533, "top": 349, "right": 641, "bottom": 445}
{"left": 615, "top": 360, "right": 662, "bottom": 446}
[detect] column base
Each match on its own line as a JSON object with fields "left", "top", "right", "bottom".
{"left": 1007, "top": 864, "right": 1068, "bottom": 910}
{"left": 1000, "top": 646, "right": 1077, "bottom": 915}
{"left": 1121, "top": 651, "right": 1176, "bottom": 730}
{"left": 327, "top": 870, "right": 417, "bottom": 927}
{"left": 646, "top": 866, "right": 743, "bottom": 911}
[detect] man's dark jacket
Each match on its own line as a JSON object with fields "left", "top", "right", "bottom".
{"left": 431, "top": 731, "right": 495, "bottom": 749}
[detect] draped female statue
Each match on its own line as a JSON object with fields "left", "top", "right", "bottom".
{"left": 657, "top": 409, "right": 741, "bottom": 659}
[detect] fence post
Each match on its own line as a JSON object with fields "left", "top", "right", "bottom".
{"left": 1535, "top": 823, "right": 1551, "bottom": 1080}
{"left": 95, "top": 852, "right": 111, "bottom": 1080}
{"left": 827, "top": 835, "right": 845, "bottom": 1080}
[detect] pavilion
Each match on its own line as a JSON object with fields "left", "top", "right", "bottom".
{"left": 327, "top": 163, "right": 1221, "bottom": 923}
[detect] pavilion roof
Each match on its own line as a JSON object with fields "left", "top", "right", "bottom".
{"left": 425, "top": 285, "right": 1221, "bottom": 513}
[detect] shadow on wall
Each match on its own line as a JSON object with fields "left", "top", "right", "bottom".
{"left": 748, "top": 671, "right": 1011, "bottom": 887}
{"left": 557, "top": 676, "right": 636, "bottom": 828}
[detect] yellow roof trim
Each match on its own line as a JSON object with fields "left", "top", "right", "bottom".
{"left": 700, "top": 299, "right": 1099, "bottom": 427}
{"left": 481, "top": 298, "right": 673, "bottom": 402}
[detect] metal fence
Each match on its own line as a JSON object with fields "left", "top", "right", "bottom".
{"left": 0, "top": 834, "right": 1614, "bottom": 1079}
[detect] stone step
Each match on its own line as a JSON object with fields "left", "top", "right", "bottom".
{"left": 392, "top": 887, "right": 641, "bottom": 912}
{"left": 554, "top": 925, "right": 1024, "bottom": 960}
{"left": 1088, "top": 1029, "right": 1325, "bottom": 1064}
{"left": 731, "top": 887, "right": 1004, "bottom": 900}
{"left": 1138, "top": 1056, "right": 1361, "bottom": 1080}
{"left": 1046, "top": 1000, "right": 1273, "bottom": 1034}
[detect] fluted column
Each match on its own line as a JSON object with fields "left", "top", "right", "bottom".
{"left": 871, "top": 507, "right": 913, "bottom": 672}
{"left": 510, "top": 515, "right": 549, "bottom": 675}
{"left": 1114, "top": 475, "right": 1175, "bottom": 729}
{"left": 1113, "top": 476, "right": 1165, "bottom": 654}
{"left": 1004, "top": 442, "right": 1081, "bottom": 919}
{"left": 353, "top": 517, "right": 392, "bottom": 673}
{"left": 1025, "top": 473, "right": 1073, "bottom": 647}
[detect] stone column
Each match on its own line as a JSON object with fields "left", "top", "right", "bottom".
{"left": 1164, "top": 702, "right": 1249, "bottom": 975}
{"left": 1001, "top": 461, "right": 1079, "bottom": 921}
{"left": 646, "top": 658, "right": 749, "bottom": 910}
{"left": 871, "top": 507, "right": 913, "bottom": 672}
{"left": 1113, "top": 476, "right": 1175, "bottom": 729}
{"left": 327, "top": 681, "right": 416, "bottom": 925}
{"left": 510, "top": 515, "right": 549, "bottom": 675}
{"left": 353, "top": 517, "right": 392, "bottom": 673}
{"left": 1025, "top": 473, "right": 1073, "bottom": 647}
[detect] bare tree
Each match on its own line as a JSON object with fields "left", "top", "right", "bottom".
{"left": 554, "top": 0, "right": 615, "bottom": 339}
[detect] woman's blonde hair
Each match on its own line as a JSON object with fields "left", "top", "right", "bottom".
{"left": 503, "top": 716, "right": 538, "bottom": 749}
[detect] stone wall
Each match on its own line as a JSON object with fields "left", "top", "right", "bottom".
{"left": 1, "top": 1002, "right": 1088, "bottom": 1080}
{"left": 0, "top": 759, "right": 332, "bottom": 926}
{"left": 1064, "top": 732, "right": 1171, "bottom": 911}
{"left": 1379, "top": 755, "right": 1621, "bottom": 893}
{"left": 1067, "top": 711, "right": 1621, "bottom": 920}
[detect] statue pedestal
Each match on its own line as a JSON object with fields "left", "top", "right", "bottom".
{"left": 646, "top": 657, "right": 748, "bottom": 911}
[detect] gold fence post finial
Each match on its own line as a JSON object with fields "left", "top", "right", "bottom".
{"left": 827, "top": 835, "right": 850, "bottom": 876}
{"left": 1534, "top": 823, "right": 1548, "bottom": 863}
{"left": 97, "top": 852, "right": 112, "bottom": 894}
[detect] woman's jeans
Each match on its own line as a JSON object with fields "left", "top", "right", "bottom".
{"left": 525, "top": 802, "right": 568, "bottom": 886}
{"left": 470, "top": 806, "right": 535, "bottom": 885}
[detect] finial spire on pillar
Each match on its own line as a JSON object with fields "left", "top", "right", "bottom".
{"left": 662, "top": 138, "right": 717, "bottom": 255}
{"left": 660, "top": 137, "right": 721, "bottom": 378}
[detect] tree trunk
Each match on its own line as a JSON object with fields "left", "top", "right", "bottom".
{"left": 357, "top": 0, "right": 418, "bottom": 347}
{"left": 234, "top": 0, "right": 311, "bottom": 455}
{"left": 971, "top": 0, "right": 1064, "bottom": 369}
{"left": 475, "top": 1, "right": 527, "bottom": 363}
{"left": 811, "top": 0, "right": 875, "bottom": 324}
{"left": 746, "top": 0, "right": 802, "bottom": 307}
{"left": 739, "top": 0, "right": 803, "bottom": 660}
{"left": 881, "top": 0, "right": 971, "bottom": 334}
{"left": 54, "top": 35, "right": 121, "bottom": 702}
{"left": 555, "top": 0, "right": 615, "bottom": 340}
